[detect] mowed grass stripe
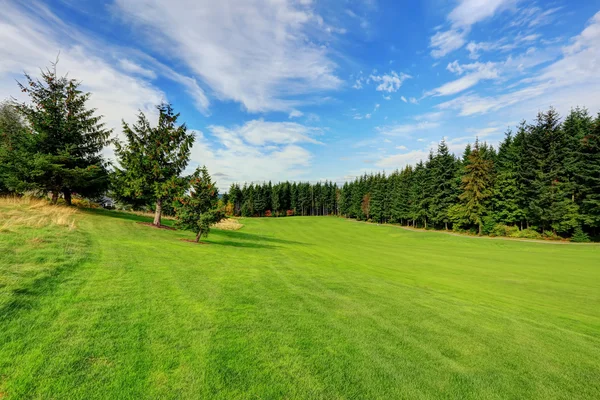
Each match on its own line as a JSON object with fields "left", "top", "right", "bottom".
{"left": 1, "top": 208, "right": 599, "bottom": 399}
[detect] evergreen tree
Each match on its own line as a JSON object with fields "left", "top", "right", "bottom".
{"left": 0, "top": 102, "right": 35, "bottom": 194}
{"left": 430, "top": 140, "right": 458, "bottom": 229}
{"left": 113, "top": 103, "right": 194, "bottom": 226}
{"left": 174, "top": 166, "right": 224, "bottom": 242}
{"left": 15, "top": 62, "right": 111, "bottom": 204}
{"left": 579, "top": 113, "right": 600, "bottom": 232}
{"left": 457, "top": 140, "right": 494, "bottom": 235}
{"left": 492, "top": 131, "right": 525, "bottom": 225}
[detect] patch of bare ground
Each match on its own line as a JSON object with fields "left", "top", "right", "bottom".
{"left": 213, "top": 218, "right": 243, "bottom": 231}
{"left": 180, "top": 239, "right": 210, "bottom": 244}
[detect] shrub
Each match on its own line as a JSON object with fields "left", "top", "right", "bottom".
{"left": 482, "top": 216, "right": 497, "bottom": 236}
{"left": 264, "top": 210, "right": 272, "bottom": 217}
{"left": 571, "top": 226, "right": 591, "bottom": 243}
{"left": 489, "top": 223, "right": 514, "bottom": 237}
{"left": 286, "top": 209, "right": 294, "bottom": 216}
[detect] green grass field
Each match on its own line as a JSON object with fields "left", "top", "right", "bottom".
{"left": 1, "top": 202, "right": 599, "bottom": 399}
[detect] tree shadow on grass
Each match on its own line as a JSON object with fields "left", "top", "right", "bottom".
{"left": 80, "top": 208, "right": 309, "bottom": 247}
{"left": 184, "top": 240, "right": 279, "bottom": 249}
{"left": 212, "top": 229, "right": 309, "bottom": 246}
{"left": 79, "top": 208, "right": 176, "bottom": 227}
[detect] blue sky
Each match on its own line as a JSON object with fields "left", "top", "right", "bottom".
{"left": 1, "top": 0, "right": 599, "bottom": 190}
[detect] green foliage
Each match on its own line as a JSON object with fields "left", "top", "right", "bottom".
{"left": 571, "top": 226, "right": 591, "bottom": 243}
{"left": 489, "top": 223, "right": 520, "bottom": 237}
{"left": 174, "top": 166, "right": 224, "bottom": 242}
{"left": 10, "top": 63, "right": 111, "bottom": 203}
{"left": 0, "top": 101, "right": 35, "bottom": 194}
{"left": 113, "top": 103, "right": 194, "bottom": 225}
{"left": 457, "top": 140, "right": 494, "bottom": 235}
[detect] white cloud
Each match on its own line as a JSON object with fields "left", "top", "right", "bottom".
{"left": 430, "top": 0, "right": 516, "bottom": 58}
{"left": 396, "top": 145, "right": 407, "bottom": 150}
{"left": 0, "top": 2, "right": 164, "bottom": 135}
{"left": 118, "top": 59, "right": 157, "bottom": 79}
{"left": 190, "top": 120, "right": 322, "bottom": 190}
{"left": 401, "top": 96, "right": 407, "bottom": 103}
{"left": 431, "top": 61, "right": 499, "bottom": 96}
{"left": 375, "top": 149, "right": 429, "bottom": 169}
{"left": 369, "top": 71, "right": 411, "bottom": 92}
{"left": 448, "top": 0, "right": 515, "bottom": 28}
{"left": 289, "top": 110, "right": 304, "bottom": 118}
{"left": 378, "top": 121, "right": 440, "bottom": 137}
{"left": 114, "top": 0, "right": 343, "bottom": 113}
{"left": 437, "top": 11, "right": 600, "bottom": 116}
{"left": 430, "top": 29, "right": 467, "bottom": 58}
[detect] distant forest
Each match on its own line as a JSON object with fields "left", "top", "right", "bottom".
{"left": 225, "top": 107, "right": 600, "bottom": 241}
{"left": 1, "top": 64, "right": 599, "bottom": 241}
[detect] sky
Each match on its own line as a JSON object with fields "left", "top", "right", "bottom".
{"left": 1, "top": 0, "right": 599, "bottom": 190}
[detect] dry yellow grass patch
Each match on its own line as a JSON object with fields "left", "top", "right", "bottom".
{"left": 0, "top": 196, "right": 77, "bottom": 231}
{"left": 213, "top": 218, "right": 243, "bottom": 231}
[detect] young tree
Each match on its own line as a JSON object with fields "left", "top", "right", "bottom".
{"left": 174, "top": 166, "right": 224, "bottom": 242}
{"left": 113, "top": 103, "right": 194, "bottom": 226}
{"left": 15, "top": 62, "right": 112, "bottom": 204}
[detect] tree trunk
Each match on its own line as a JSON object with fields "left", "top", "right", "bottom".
{"left": 51, "top": 191, "right": 59, "bottom": 204}
{"left": 195, "top": 230, "right": 202, "bottom": 243}
{"left": 445, "top": 222, "right": 448, "bottom": 231}
{"left": 63, "top": 189, "right": 72, "bottom": 206}
{"left": 153, "top": 198, "right": 162, "bottom": 226}
{"left": 478, "top": 223, "right": 483, "bottom": 236}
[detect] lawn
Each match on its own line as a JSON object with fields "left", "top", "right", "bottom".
{"left": 1, "top": 201, "right": 599, "bottom": 399}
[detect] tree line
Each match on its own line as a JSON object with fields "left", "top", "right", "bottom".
{"left": 1, "top": 63, "right": 599, "bottom": 242}
{"left": 220, "top": 108, "right": 600, "bottom": 242}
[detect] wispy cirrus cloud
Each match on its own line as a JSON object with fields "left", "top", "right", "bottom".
{"left": 113, "top": 0, "right": 343, "bottom": 114}
{"left": 437, "top": 11, "right": 600, "bottom": 117}
{"left": 430, "top": 0, "right": 517, "bottom": 58}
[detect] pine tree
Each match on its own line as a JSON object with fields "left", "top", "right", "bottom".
{"left": 458, "top": 140, "right": 494, "bottom": 235}
{"left": 431, "top": 140, "right": 458, "bottom": 229}
{"left": 579, "top": 113, "right": 600, "bottom": 232}
{"left": 113, "top": 103, "right": 194, "bottom": 226}
{"left": 15, "top": 62, "right": 112, "bottom": 204}
{"left": 492, "top": 131, "right": 525, "bottom": 225}
{"left": 0, "top": 102, "right": 35, "bottom": 194}
{"left": 174, "top": 166, "right": 224, "bottom": 242}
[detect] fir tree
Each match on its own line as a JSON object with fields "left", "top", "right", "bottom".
{"left": 458, "top": 140, "right": 494, "bottom": 235}
{"left": 174, "top": 166, "right": 224, "bottom": 242}
{"left": 579, "top": 113, "right": 600, "bottom": 231}
{"left": 113, "top": 103, "right": 194, "bottom": 226}
{"left": 15, "top": 62, "right": 112, "bottom": 204}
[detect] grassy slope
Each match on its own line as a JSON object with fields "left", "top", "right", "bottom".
{"left": 1, "top": 206, "right": 599, "bottom": 399}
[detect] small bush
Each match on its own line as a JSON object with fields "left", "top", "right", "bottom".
{"left": 286, "top": 209, "right": 294, "bottom": 216}
{"left": 489, "top": 223, "right": 519, "bottom": 237}
{"left": 571, "top": 226, "right": 591, "bottom": 243}
{"left": 482, "top": 216, "right": 497, "bottom": 235}
{"left": 543, "top": 230, "right": 562, "bottom": 240}
{"left": 264, "top": 210, "right": 272, "bottom": 217}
